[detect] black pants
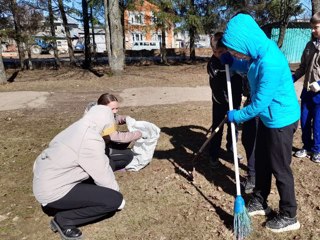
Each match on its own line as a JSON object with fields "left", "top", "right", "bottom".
{"left": 107, "top": 142, "right": 134, "bottom": 171}
{"left": 209, "top": 101, "right": 241, "bottom": 162}
{"left": 253, "top": 120, "right": 298, "bottom": 218}
{"left": 42, "top": 183, "right": 123, "bottom": 229}
{"left": 241, "top": 117, "right": 258, "bottom": 177}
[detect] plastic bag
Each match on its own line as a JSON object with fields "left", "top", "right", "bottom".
{"left": 125, "top": 117, "right": 160, "bottom": 171}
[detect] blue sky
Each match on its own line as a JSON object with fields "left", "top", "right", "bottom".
{"left": 300, "top": 0, "right": 312, "bottom": 18}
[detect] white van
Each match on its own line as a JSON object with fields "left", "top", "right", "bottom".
{"left": 132, "top": 41, "right": 159, "bottom": 50}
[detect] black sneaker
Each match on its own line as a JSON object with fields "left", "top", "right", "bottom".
{"left": 50, "top": 218, "right": 83, "bottom": 240}
{"left": 246, "top": 197, "right": 271, "bottom": 216}
{"left": 241, "top": 176, "right": 255, "bottom": 194}
{"left": 266, "top": 213, "right": 300, "bottom": 233}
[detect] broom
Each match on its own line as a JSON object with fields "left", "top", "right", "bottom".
{"left": 225, "top": 64, "right": 251, "bottom": 239}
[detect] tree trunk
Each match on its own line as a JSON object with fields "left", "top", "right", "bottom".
{"left": 57, "top": 0, "right": 76, "bottom": 65}
{"left": 107, "top": 0, "right": 125, "bottom": 74}
{"left": 48, "top": 0, "right": 61, "bottom": 68}
{"left": 160, "top": 28, "right": 168, "bottom": 64}
{"left": 10, "top": 0, "right": 25, "bottom": 70}
{"left": 0, "top": 42, "right": 6, "bottom": 84}
{"left": 90, "top": 6, "right": 97, "bottom": 59}
{"left": 82, "top": 0, "right": 91, "bottom": 69}
{"left": 189, "top": 0, "right": 196, "bottom": 61}
{"left": 312, "top": 0, "right": 320, "bottom": 15}
{"left": 277, "top": 0, "right": 289, "bottom": 48}
{"left": 26, "top": 45, "right": 33, "bottom": 70}
{"left": 189, "top": 26, "right": 196, "bottom": 61}
{"left": 119, "top": 2, "right": 126, "bottom": 50}
{"left": 104, "top": 0, "right": 112, "bottom": 60}
{"left": 277, "top": 21, "right": 288, "bottom": 48}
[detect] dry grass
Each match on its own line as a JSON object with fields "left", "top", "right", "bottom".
{"left": 0, "top": 64, "right": 319, "bottom": 240}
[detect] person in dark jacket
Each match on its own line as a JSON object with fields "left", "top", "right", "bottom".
{"left": 207, "top": 32, "right": 243, "bottom": 169}
{"left": 293, "top": 11, "right": 320, "bottom": 163}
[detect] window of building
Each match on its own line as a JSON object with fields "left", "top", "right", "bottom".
{"left": 132, "top": 33, "right": 144, "bottom": 42}
{"left": 129, "top": 12, "right": 144, "bottom": 25}
{"left": 152, "top": 33, "right": 160, "bottom": 42}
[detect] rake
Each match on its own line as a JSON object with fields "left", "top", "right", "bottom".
{"left": 190, "top": 116, "right": 228, "bottom": 181}
{"left": 225, "top": 64, "right": 251, "bottom": 239}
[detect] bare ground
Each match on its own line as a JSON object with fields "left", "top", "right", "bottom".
{"left": 0, "top": 64, "right": 319, "bottom": 240}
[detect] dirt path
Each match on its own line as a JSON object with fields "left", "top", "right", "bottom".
{"left": 0, "top": 82, "right": 303, "bottom": 111}
{"left": 0, "top": 87, "right": 211, "bottom": 111}
{"left": 0, "top": 91, "right": 50, "bottom": 111}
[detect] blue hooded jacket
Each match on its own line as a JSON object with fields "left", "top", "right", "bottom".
{"left": 222, "top": 14, "right": 300, "bottom": 128}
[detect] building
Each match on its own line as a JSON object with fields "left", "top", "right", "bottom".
{"left": 123, "top": 0, "right": 175, "bottom": 50}
{"left": 33, "top": 17, "right": 83, "bottom": 54}
{"left": 263, "top": 21, "right": 311, "bottom": 63}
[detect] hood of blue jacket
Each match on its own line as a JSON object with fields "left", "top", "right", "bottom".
{"left": 222, "top": 13, "right": 269, "bottom": 59}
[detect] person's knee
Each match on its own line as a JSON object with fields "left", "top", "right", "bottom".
{"left": 101, "top": 191, "right": 124, "bottom": 212}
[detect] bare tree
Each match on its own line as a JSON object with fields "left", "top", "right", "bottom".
{"left": 57, "top": 0, "right": 76, "bottom": 65}
{"left": 104, "top": 0, "right": 111, "bottom": 58}
{"left": 82, "top": 0, "right": 92, "bottom": 69}
{"left": 104, "top": 0, "right": 125, "bottom": 74}
{"left": 312, "top": 0, "right": 320, "bottom": 14}
{"left": 9, "top": 0, "right": 25, "bottom": 70}
{"left": 90, "top": 5, "right": 97, "bottom": 58}
{"left": 19, "top": 5, "right": 43, "bottom": 70}
{"left": 189, "top": 0, "right": 196, "bottom": 61}
{"left": 0, "top": 42, "right": 6, "bottom": 84}
{"left": 152, "top": 1, "right": 176, "bottom": 64}
{"left": 48, "top": 0, "right": 61, "bottom": 68}
{"left": 277, "top": 0, "right": 303, "bottom": 48}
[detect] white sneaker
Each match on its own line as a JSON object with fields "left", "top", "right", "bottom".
{"left": 294, "top": 149, "right": 308, "bottom": 158}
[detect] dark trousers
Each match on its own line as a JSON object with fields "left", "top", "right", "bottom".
{"left": 241, "top": 117, "right": 258, "bottom": 177}
{"left": 209, "top": 101, "right": 241, "bottom": 162}
{"left": 253, "top": 120, "right": 298, "bottom": 218}
{"left": 300, "top": 93, "right": 320, "bottom": 153}
{"left": 42, "top": 183, "right": 123, "bottom": 229}
{"left": 107, "top": 142, "right": 134, "bottom": 171}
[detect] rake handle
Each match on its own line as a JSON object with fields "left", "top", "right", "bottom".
{"left": 197, "top": 116, "right": 228, "bottom": 155}
{"left": 191, "top": 116, "right": 228, "bottom": 180}
{"left": 225, "top": 64, "right": 241, "bottom": 196}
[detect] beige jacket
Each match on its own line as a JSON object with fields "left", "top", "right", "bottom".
{"left": 295, "top": 40, "right": 320, "bottom": 90}
{"left": 84, "top": 101, "right": 141, "bottom": 143}
{"left": 33, "top": 105, "right": 119, "bottom": 205}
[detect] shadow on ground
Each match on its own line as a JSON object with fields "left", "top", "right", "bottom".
{"left": 154, "top": 124, "right": 250, "bottom": 229}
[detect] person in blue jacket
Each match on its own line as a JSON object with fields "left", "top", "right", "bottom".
{"left": 221, "top": 13, "right": 301, "bottom": 233}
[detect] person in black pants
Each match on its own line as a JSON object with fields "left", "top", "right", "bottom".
{"left": 241, "top": 112, "right": 258, "bottom": 193}
{"left": 84, "top": 93, "right": 142, "bottom": 171}
{"left": 33, "top": 105, "right": 125, "bottom": 240}
{"left": 221, "top": 13, "right": 300, "bottom": 232}
{"left": 207, "top": 32, "right": 243, "bottom": 169}
{"left": 255, "top": 119, "right": 298, "bottom": 218}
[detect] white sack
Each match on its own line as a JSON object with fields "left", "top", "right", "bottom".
{"left": 125, "top": 116, "right": 160, "bottom": 171}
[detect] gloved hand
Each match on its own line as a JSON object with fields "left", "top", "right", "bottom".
{"left": 310, "top": 81, "right": 320, "bottom": 92}
{"left": 227, "top": 110, "right": 237, "bottom": 123}
{"left": 220, "top": 52, "right": 234, "bottom": 66}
